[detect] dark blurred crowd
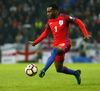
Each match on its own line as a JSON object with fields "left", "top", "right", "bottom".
{"left": 0, "top": 0, "right": 100, "bottom": 45}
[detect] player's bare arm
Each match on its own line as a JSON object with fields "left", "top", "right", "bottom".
{"left": 84, "top": 35, "right": 92, "bottom": 40}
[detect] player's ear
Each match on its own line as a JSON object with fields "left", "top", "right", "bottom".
{"left": 54, "top": 10, "right": 58, "bottom": 14}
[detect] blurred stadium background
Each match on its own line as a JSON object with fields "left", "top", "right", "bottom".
{"left": 0, "top": 0, "right": 100, "bottom": 64}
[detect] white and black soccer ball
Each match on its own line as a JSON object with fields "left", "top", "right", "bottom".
{"left": 25, "top": 64, "right": 38, "bottom": 76}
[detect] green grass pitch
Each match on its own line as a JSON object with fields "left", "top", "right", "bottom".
{"left": 0, "top": 63, "right": 100, "bottom": 91}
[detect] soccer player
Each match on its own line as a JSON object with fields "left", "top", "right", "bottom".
{"left": 29, "top": 4, "right": 92, "bottom": 85}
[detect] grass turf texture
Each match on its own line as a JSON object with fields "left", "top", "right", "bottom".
{"left": 0, "top": 63, "right": 100, "bottom": 91}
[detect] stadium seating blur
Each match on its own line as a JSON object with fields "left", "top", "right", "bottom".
{"left": 0, "top": 0, "right": 100, "bottom": 45}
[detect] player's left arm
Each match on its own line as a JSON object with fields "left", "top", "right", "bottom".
{"left": 62, "top": 14, "right": 92, "bottom": 40}
{"left": 74, "top": 18, "right": 92, "bottom": 40}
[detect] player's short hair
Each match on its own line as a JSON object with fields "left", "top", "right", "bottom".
{"left": 48, "top": 4, "right": 59, "bottom": 10}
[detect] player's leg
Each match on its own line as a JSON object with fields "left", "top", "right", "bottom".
{"left": 60, "top": 43, "right": 81, "bottom": 84}
{"left": 43, "top": 46, "right": 62, "bottom": 71}
{"left": 54, "top": 60, "right": 76, "bottom": 75}
{"left": 39, "top": 46, "right": 62, "bottom": 78}
{"left": 54, "top": 60, "right": 81, "bottom": 85}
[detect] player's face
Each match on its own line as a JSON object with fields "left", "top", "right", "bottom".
{"left": 47, "top": 7, "right": 56, "bottom": 19}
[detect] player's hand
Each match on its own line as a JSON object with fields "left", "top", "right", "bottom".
{"left": 29, "top": 41, "right": 36, "bottom": 46}
{"left": 84, "top": 35, "right": 92, "bottom": 40}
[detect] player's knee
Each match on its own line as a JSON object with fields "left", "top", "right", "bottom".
{"left": 56, "top": 68, "right": 62, "bottom": 73}
{"left": 51, "top": 48, "right": 58, "bottom": 55}
{"left": 55, "top": 46, "right": 62, "bottom": 54}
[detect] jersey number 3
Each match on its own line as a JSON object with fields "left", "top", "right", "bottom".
{"left": 54, "top": 26, "right": 58, "bottom": 32}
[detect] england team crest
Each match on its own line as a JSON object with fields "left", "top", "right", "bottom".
{"left": 59, "top": 20, "right": 63, "bottom": 26}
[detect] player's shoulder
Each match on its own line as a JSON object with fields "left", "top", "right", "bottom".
{"left": 60, "top": 13, "right": 69, "bottom": 18}
{"left": 60, "top": 13, "right": 75, "bottom": 21}
{"left": 47, "top": 19, "right": 50, "bottom": 23}
{"left": 47, "top": 19, "right": 53, "bottom": 22}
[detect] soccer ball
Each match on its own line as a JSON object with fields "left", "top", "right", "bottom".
{"left": 25, "top": 64, "right": 38, "bottom": 76}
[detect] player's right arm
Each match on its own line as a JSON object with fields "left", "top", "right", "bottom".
{"left": 29, "top": 23, "right": 51, "bottom": 46}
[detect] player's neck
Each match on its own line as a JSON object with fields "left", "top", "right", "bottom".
{"left": 54, "top": 14, "right": 59, "bottom": 19}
